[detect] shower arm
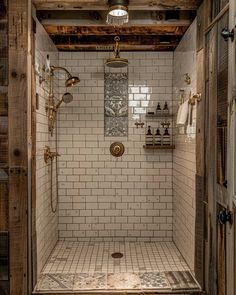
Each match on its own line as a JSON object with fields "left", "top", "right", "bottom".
{"left": 50, "top": 66, "right": 71, "bottom": 78}
{"left": 47, "top": 65, "right": 71, "bottom": 111}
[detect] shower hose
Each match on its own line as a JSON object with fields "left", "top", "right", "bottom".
{"left": 50, "top": 119, "right": 59, "bottom": 213}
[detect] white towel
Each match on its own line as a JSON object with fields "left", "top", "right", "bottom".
{"left": 177, "top": 100, "right": 189, "bottom": 125}
{"left": 176, "top": 104, "right": 183, "bottom": 125}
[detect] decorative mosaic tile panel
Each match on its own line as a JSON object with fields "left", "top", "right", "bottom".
{"left": 165, "top": 271, "right": 200, "bottom": 290}
{"left": 36, "top": 274, "right": 74, "bottom": 291}
{"left": 107, "top": 273, "right": 141, "bottom": 290}
{"left": 74, "top": 273, "right": 107, "bottom": 290}
{"left": 104, "top": 73, "right": 128, "bottom": 137}
{"left": 35, "top": 272, "right": 200, "bottom": 292}
{"left": 139, "top": 272, "right": 170, "bottom": 289}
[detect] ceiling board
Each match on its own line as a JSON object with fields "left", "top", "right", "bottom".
{"left": 34, "top": 0, "right": 202, "bottom": 51}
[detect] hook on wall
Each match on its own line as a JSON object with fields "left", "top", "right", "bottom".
{"left": 189, "top": 93, "right": 202, "bottom": 105}
{"left": 184, "top": 73, "right": 191, "bottom": 85}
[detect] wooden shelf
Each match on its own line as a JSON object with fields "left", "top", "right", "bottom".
{"left": 143, "top": 145, "right": 175, "bottom": 150}
{"left": 146, "top": 113, "right": 173, "bottom": 119}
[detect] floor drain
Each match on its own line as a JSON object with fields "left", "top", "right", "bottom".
{"left": 111, "top": 252, "right": 123, "bottom": 259}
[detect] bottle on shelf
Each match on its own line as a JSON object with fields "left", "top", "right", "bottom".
{"left": 145, "top": 126, "right": 153, "bottom": 146}
{"left": 162, "top": 101, "right": 169, "bottom": 115}
{"left": 156, "top": 103, "right": 162, "bottom": 115}
{"left": 162, "top": 127, "right": 171, "bottom": 146}
{"left": 154, "top": 128, "right": 162, "bottom": 146}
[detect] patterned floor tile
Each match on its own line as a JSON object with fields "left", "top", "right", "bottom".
{"left": 35, "top": 242, "right": 201, "bottom": 293}
{"left": 139, "top": 272, "right": 170, "bottom": 289}
{"left": 107, "top": 273, "right": 141, "bottom": 290}
{"left": 35, "top": 274, "right": 74, "bottom": 291}
{"left": 73, "top": 273, "right": 107, "bottom": 290}
{"left": 165, "top": 271, "right": 200, "bottom": 290}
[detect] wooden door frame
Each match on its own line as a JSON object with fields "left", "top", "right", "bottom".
{"left": 226, "top": 0, "right": 236, "bottom": 294}
{"left": 8, "top": 0, "right": 32, "bottom": 294}
{"left": 203, "top": 0, "right": 236, "bottom": 294}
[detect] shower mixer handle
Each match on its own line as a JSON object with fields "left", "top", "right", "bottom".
{"left": 44, "top": 146, "right": 60, "bottom": 164}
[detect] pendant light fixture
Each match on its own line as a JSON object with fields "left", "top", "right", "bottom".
{"left": 106, "top": 0, "right": 129, "bottom": 26}
{"left": 105, "top": 36, "right": 128, "bottom": 68}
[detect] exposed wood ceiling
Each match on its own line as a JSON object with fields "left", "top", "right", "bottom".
{"left": 33, "top": 0, "right": 202, "bottom": 51}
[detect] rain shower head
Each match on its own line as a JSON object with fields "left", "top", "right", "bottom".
{"left": 106, "top": 58, "right": 129, "bottom": 68}
{"left": 56, "top": 93, "right": 73, "bottom": 109}
{"left": 105, "top": 36, "right": 128, "bottom": 68}
{"left": 65, "top": 75, "right": 80, "bottom": 87}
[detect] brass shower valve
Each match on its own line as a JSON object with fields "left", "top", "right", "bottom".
{"left": 44, "top": 146, "right": 60, "bottom": 164}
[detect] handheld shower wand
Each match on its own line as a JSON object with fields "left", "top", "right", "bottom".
{"left": 56, "top": 93, "right": 73, "bottom": 109}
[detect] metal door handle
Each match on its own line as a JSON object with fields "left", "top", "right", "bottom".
{"left": 218, "top": 209, "right": 232, "bottom": 225}
{"left": 221, "top": 28, "right": 234, "bottom": 42}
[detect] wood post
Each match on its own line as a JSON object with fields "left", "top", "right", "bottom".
{"left": 195, "top": 1, "right": 206, "bottom": 289}
{"left": 8, "top": 0, "right": 31, "bottom": 294}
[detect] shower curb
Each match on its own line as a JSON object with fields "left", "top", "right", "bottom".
{"left": 32, "top": 290, "right": 205, "bottom": 295}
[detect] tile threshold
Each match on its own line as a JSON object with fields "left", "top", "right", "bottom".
{"left": 33, "top": 290, "right": 203, "bottom": 295}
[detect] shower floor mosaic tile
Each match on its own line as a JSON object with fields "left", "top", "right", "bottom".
{"left": 35, "top": 241, "right": 201, "bottom": 293}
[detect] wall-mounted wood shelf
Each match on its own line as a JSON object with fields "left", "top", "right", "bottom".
{"left": 143, "top": 145, "right": 175, "bottom": 150}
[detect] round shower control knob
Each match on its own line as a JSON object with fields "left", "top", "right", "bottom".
{"left": 110, "top": 142, "right": 125, "bottom": 157}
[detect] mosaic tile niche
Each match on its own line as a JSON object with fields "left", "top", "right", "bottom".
{"left": 104, "top": 72, "right": 128, "bottom": 137}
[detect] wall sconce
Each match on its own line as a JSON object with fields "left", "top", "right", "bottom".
{"left": 106, "top": 0, "right": 129, "bottom": 26}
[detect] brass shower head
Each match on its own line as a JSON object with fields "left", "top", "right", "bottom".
{"left": 105, "top": 36, "right": 128, "bottom": 68}
{"left": 50, "top": 66, "right": 80, "bottom": 87}
{"left": 65, "top": 75, "right": 80, "bottom": 87}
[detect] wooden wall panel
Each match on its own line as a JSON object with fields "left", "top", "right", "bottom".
{"left": 0, "top": 182, "right": 8, "bottom": 231}
{"left": 0, "top": 93, "right": 8, "bottom": 117}
{"left": 8, "top": 0, "right": 31, "bottom": 294}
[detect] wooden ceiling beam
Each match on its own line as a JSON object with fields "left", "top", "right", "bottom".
{"left": 44, "top": 24, "right": 188, "bottom": 36}
{"left": 36, "top": 10, "right": 195, "bottom": 27}
{"left": 48, "top": 33, "right": 180, "bottom": 51}
{"left": 33, "top": 0, "right": 202, "bottom": 11}
{"left": 55, "top": 44, "right": 177, "bottom": 51}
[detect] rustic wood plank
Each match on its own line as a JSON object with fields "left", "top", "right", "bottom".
{"left": 0, "top": 92, "right": 8, "bottom": 116}
{"left": 196, "top": 3, "right": 204, "bottom": 51}
{"left": 217, "top": 204, "right": 226, "bottom": 295}
{"left": 56, "top": 44, "right": 177, "bottom": 51}
{"left": 226, "top": 1, "right": 236, "bottom": 294}
{"left": 33, "top": 0, "right": 203, "bottom": 11}
{"left": 205, "top": 24, "right": 218, "bottom": 295}
{"left": 44, "top": 24, "right": 188, "bottom": 51}
{"left": 44, "top": 24, "right": 189, "bottom": 36}
{"left": 0, "top": 135, "right": 8, "bottom": 166}
{"left": 31, "top": 19, "right": 38, "bottom": 287}
{"left": 0, "top": 182, "right": 8, "bottom": 231}
{"left": 194, "top": 4, "right": 206, "bottom": 288}
{"left": 51, "top": 34, "right": 179, "bottom": 51}
{"left": 8, "top": 0, "right": 31, "bottom": 294}
{"left": 37, "top": 10, "right": 193, "bottom": 26}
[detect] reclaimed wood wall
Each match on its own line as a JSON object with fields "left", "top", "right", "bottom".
{"left": 8, "top": 0, "right": 31, "bottom": 294}
{"left": 0, "top": 1, "right": 9, "bottom": 295}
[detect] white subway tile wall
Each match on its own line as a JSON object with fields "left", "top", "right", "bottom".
{"left": 173, "top": 19, "right": 197, "bottom": 271}
{"left": 57, "top": 51, "right": 174, "bottom": 242}
{"left": 35, "top": 19, "right": 59, "bottom": 275}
